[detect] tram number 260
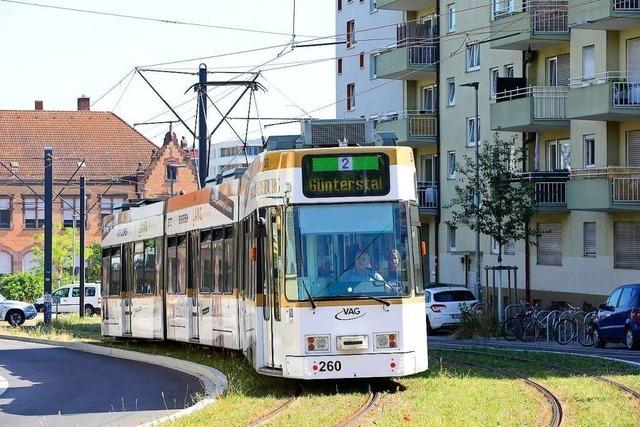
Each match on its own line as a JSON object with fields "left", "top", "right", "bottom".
{"left": 318, "top": 360, "right": 342, "bottom": 372}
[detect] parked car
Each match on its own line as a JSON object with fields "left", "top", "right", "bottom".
{"left": 425, "top": 286, "right": 478, "bottom": 333}
{"left": 34, "top": 283, "right": 101, "bottom": 316}
{"left": 593, "top": 283, "right": 640, "bottom": 350}
{"left": 0, "top": 293, "right": 37, "bottom": 326}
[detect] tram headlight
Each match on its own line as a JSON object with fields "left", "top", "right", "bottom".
{"left": 305, "top": 335, "right": 330, "bottom": 353}
{"left": 374, "top": 332, "right": 398, "bottom": 350}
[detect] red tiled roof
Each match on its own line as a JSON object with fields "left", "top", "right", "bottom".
{"left": 0, "top": 110, "right": 157, "bottom": 181}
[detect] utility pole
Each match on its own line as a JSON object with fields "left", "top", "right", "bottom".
{"left": 44, "top": 148, "right": 53, "bottom": 325}
{"left": 79, "top": 176, "right": 85, "bottom": 317}
{"left": 197, "top": 63, "right": 208, "bottom": 187}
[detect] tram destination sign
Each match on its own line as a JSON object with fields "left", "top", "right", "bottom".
{"left": 302, "top": 153, "right": 390, "bottom": 198}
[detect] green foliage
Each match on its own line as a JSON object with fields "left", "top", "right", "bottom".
{"left": 0, "top": 272, "right": 43, "bottom": 302}
{"left": 31, "top": 221, "right": 96, "bottom": 289}
{"left": 86, "top": 242, "right": 102, "bottom": 283}
{"left": 445, "top": 133, "right": 540, "bottom": 263}
{"left": 455, "top": 303, "right": 497, "bottom": 339}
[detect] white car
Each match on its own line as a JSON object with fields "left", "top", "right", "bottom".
{"left": 425, "top": 286, "right": 478, "bottom": 333}
{"left": 0, "top": 293, "right": 37, "bottom": 326}
{"left": 34, "top": 283, "right": 101, "bottom": 316}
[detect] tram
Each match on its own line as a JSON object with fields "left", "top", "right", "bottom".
{"left": 101, "top": 119, "right": 428, "bottom": 379}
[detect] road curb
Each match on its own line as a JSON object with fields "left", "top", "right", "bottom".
{"left": 0, "top": 334, "right": 228, "bottom": 426}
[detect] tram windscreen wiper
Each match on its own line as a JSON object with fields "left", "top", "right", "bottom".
{"left": 339, "top": 293, "right": 390, "bottom": 307}
{"left": 300, "top": 278, "right": 317, "bottom": 310}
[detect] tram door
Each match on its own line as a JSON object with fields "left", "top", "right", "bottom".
{"left": 189, "top": 232, "right": 199, "bottom": 341}
{"left": 262, "top": 208, "right": 283, "bottom": 369}
{"left": 258, "top": 211, "right": 273, "bottom": 368}
{"left": 122, "top": 243, "right": 132, "bottom": 335}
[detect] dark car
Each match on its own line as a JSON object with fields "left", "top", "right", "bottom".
{"left": 593, "top": 284, "right": 640, "bottom": 350}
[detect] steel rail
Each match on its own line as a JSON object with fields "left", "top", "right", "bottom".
{"left": 336, "top": 390, "right": 381, "bottom": 427}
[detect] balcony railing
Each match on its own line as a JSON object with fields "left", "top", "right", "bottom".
{"left": 614, "top": 0, "right": 640, "bottom": 11}
{"left": 379, "top": 111, "right": 438, "bottom": 137}
{"left": 613, "top": 177, "right": 640, "bottom": 203}
{"left": 535, "top": 181, "right": 566, "bottom": 204}
{"left": 492, "top": 1, "right": 568, "bottom": 33}
{"left": 397, "top": 22, "right": 437, "bottom": 46}
{"left": 408, "top": 45, "right": 438, "bottom": 66}
{"left": 417, "top": 181, "right": 438, "bottom": 209}
{"left": 496, "top": 86, "right": 568, "bottom": 119}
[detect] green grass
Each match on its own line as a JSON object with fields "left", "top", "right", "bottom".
{"left": 3, "top": 318, "right": 640, "bottom": 426}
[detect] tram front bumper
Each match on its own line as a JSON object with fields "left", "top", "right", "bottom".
{"left": 284, "top": 351, "right": 422, "bottom": 379}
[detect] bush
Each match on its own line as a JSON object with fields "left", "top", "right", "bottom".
{"left": 0, "top": 272, "right": 44, "bottom": 303}
{"left": 455, "top": 303, "right": 498, "bottom": 339}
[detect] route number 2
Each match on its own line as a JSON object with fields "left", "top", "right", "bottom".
{"left": 338, "top": 157, "right": 353, "bottom": 171}
{"left": 318, "top": 360, "right": 342, "bottom": 372}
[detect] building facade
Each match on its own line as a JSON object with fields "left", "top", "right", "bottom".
{"left": 337, "top": 0, "right": 640, "bottom": 307}
{"left": 208, "top": 138, "right": 264, "bottom": 178}
{"left": 0, "top": 100, "right": 198, "bottom": 276}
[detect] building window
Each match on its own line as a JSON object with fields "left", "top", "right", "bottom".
{"left": 447, "top": 3, "right": 456, "bottom": 33}
{"left": 369, "top": 0, "right": 377, "bottom": 12}
{"left": 505, "top": 239, "right": 515, "bottom": 255}
{"left": 505, "top": 64, "right": 514, "bottom": 78}
{"left": 583, "top": 45, "right": 595, "bottom": 80}
{"left": 22, "top": 250, "right": 36, "bottom": 272}
{"left": 100, "top": 197, "right": 125, "bottom": 222}
{"left": 337, "top": 58, "right": 343, "bottom": 75}
{"left": 346, "top": 20, "right": 355, "bottom": 48}
{"left": 466, "top": 44, "right": 480, "bottom": 71}
{"left": 492, "top": 0, "right": 515, "bottom": 18}
{"left": 62, "top": 197, "right": 87, "bottom": 228}
{"left": 490, "top": 67, "right": 499, "bottom": 100}
{"left": 537, "top": 223, "right": 562, "bottom": 266}
{"left": 347, "top": 83, "right": 356, "bottom": 111}
{"left": 246, "top": 146, "right": 263, "bottom": 156}
{"left": 447, "top": 151, "right": 456, "bottom": 179}
{"left": 0, "top": 251, "right": 11, "bottom": 277}
{"left": 166, "top": 164, "right": 178, "bottom": 181}
{"left": 583, "top": 222, "right": 596, "bottom": 257}
{"left": 466, "top": 117, "right": 480, "bottom": 146}
{"left": 0, "top": 198, "right": 11, "bottom": 229}
{"left": 23, "top": 196, "right": 44, "bottom": 229}
{"left": 584, "top": 135, "right": 595, "bottom": 168}
{"left": 370, "top": 54, "right": 378, "bottom": 78}
{"left": 448, "top": 225, "right": 457, "bottom": 251}
{"left": 447, "top": 78, "right": 456, "bottom": 106}
{"left": 614, "top": 221, "right": 640, "bottom": 269}
{"left": 359, "top": 52, "right": 365, "bottom": 69}
{"left": 338, "top": 0, "right": 342, "bottom": 11}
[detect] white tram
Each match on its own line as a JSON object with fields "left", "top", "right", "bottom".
{"left": 102, "top": 121, "right": 428, "bottom": 379}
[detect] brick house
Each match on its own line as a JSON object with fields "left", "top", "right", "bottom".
{"left": 0, "top": 98, "right": 198, "bottom": 276}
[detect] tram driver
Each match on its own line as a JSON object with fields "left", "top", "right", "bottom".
{"left": 343, "top": 251, "right": 385, "bottom": 284}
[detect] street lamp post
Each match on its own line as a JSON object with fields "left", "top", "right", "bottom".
{"left": 460, "top": 82, "right": 482, "bottom": 304}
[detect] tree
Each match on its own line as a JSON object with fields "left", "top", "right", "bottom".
{"left": 445, "top": 133, "right": 540, "bottom": 317}
{"left": 86, "top": 242, "right": 102, "bottom": 283}
{"left": 0, "top": 272, "right": 43, "bottom": 302}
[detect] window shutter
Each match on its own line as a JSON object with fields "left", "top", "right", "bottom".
{"left": 557, "top": 54, "right": 570, "bottom": 86}
{"left": 627, "top": 38, "right": 640, "bottom": 81}
{"left": 614, "top": 221, "right": 640, "bottom": 270}
{"left": 583, "top": 222, "right": 596, "bottom": 257}
{"left": 537, "top": 223, "right": 562, "bottom": 266}
{"left": 628, "top": 130, "right": 640, "bottom": 167}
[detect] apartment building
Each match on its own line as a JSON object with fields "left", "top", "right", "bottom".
{"left": 208, "top": 139, "right": 264, "bottom": 178}
{"left": 337, "top": 0, "right": 640, "bottom": 307}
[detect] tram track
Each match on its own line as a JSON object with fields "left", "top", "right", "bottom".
{"left": 439, "top": 347, "right": 640, "bottom": 402}
{"left": 336, "top": 390, "right": 381, "bottom": 427}
{"left": 246, "top": 391, "right": 300, "bottom": 427}
{"left": 444, "top": 358, "right": 563, "bottom": 427}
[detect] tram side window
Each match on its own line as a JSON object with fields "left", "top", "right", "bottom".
{"left": 144, "top": 239, "right": 157, "bottom": 295}
{"left": 133, "top": 241, "right": 145, "bottom": 295}
{"left": 212, "top": 228, "right": 223, "bottom": 293}
{"left": 271, "top": 212, "right": 281, "bottom": 321}
{"left": 110, "top": 247, "right": 121, "bottom": 296}
{"left": 284, "top": 206, "right": 298, "bottom": 300}
{"left": 243, "top": 218, "right": 253, "bottom": 300}
{"left": 411, "top": 226, "right": 425, "bottom": 295}
{"left": 102, "top": 249, "right": 111, "bottom": 297}
{"left": 167, "top": 237, "right": 178, "bottom": 294}
{"left": 176, "top": 235, "right": 187, "bottom": 295}
{"left": 200, "top": 230, "right": 213, "bottom": 293}
{"left": 223, "top": 227, "right": 234, "bottom": 294}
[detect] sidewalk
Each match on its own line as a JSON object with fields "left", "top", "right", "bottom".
{"left": 428, "top": 334, "right": 640, "bottom": 366}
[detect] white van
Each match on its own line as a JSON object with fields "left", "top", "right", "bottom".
{"left": 34, "top": 283, "right": 101, "bottom": 316}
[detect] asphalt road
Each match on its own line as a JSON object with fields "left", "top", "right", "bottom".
{"left": 0, "top": 338, "right": 205, "bottom": 426}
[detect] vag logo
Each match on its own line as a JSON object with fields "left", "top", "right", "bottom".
{"left": 335, "top": 307, "right": 366, "bottom": 321}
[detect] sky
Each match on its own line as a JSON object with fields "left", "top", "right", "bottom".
{"left": 0, "top": 0, "right": 336, "bottom": 146}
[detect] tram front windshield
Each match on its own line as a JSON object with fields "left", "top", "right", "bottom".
{"left": 285, "top": 202, "right": 412, "bottom": 301}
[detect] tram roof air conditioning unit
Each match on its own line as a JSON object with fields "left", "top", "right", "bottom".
{"left": 302, "top": 119, "right": 373, "bottom": 147}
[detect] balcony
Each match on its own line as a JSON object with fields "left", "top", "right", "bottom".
{"left": 567, "top": 72, "right": 640, "bottom": 121}
{"left": 375, "top": 44, "right": 437, "bottom": 80}
{"left": 376, "top": 111, "right": 437, "bottom": 147}
{"left": 491, "top": 86, "right": 569, "bottom": 132}
{"left": 567, "top": 168, "right": 640, "bottom": 211}
{"left": 376, "top": 0, "right": 435, "bottom": 10}
{"left": 523, "top": 172, "right": 569, "bottom": 211}
{"left": 417, "top": 181, "right": 438, "bottom": 214}
{"left": 490, "top": 1, "right": 569, "bottom": 50}
{"left": 569, "top": 0, "right": 640, "bottom": 30}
